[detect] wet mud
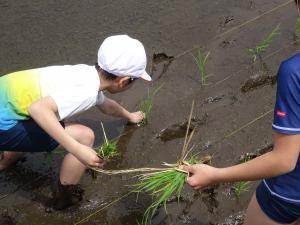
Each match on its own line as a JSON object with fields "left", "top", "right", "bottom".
{"left": 217, "top": 212, "right": 244, "bottom": 225}
{"left": 239, "top": 143, "right": 273, "bottom": 163}
{"left": 150, "top": 52, "right": 174, "bottom": 80}
{"left": 0, "top": 210, "right": 16, "bottom": 225}
{"left": 219, "top": 16, "right": 235, "bottom": 30}
{"left": 202, "top": 95, "right": 224, "bottom": 105}
{"left": 156, "top": 115, "right": 208, "bottom": 142}
{"left": 240, "top": 70, "right": 276, "bottom": 93}
{"left": 0, "top": 0, "right": 298, "bottom": 224}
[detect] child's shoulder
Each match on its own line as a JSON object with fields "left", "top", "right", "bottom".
{"left": 279, "top": 53, "right": 300, "bottom": 77}
{"left": 281, "top": 53, "right": 300, "bottom": 69}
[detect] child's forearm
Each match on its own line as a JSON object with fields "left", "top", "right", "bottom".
{"left": 28, "top": 97, "right": 79, "bottom": 154}
{"left": 214, "top": 150, "right": 296, "bottom": 183}
{"left": 28, "top": 97, "right": 102, "bottom": 168}
{"left": 97, "top": 98, "right": 131, "bottom": 120}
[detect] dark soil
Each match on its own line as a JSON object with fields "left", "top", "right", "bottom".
{"left": 0, "top": 211, "right": 16, "bottom": 225}
{"left": 240, "top": 70, "right": 276, "bottom": 93}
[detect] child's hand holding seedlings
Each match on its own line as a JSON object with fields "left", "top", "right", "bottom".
{"left": 128, "top": 111, "right": 145, "bottom": 124}
{"left": 73, "top": 144, "right": 105, "bottom": 168}
{"left": 180, "top": 164, "right": 218, "bottom": 189}
{"left": 181, "top": 133, "right": 300, "bottom": 193}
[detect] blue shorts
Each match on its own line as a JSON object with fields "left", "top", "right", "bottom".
{"left": 256, "top": 181, "right": 300, "bottom": 224}
{"left": 0, "top": 119, "right": 64, "bottom": 152}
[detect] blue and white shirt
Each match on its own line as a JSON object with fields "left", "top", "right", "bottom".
{"left": 265, "top": 53, "right": 300, "bottom": 203}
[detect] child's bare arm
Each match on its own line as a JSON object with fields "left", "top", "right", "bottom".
{"left": 182, "top": 133, "right": 300, "bottom": 189}
{"left": 28, "top": 96, "right": 102, "bottom": 167}
{"left": 96, "top": 97, "right": 144, "bottom": 123}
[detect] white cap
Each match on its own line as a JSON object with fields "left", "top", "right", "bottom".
{"left": 97, "top": 35, "right": 152, "bottom": 81}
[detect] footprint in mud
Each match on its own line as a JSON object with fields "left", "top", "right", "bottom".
{"left": 157, "top": 120, "right": 196, "bottom": 142}
{"left": 221, "top": 39, "right": 236, "bottom": 48}
{"left": 249, "top": 0, "right": 255, "bottom": 9}
{"left": 151, "top": 52, "right": 174, "bottom": 80}
{"left": 202, "top": 95, "right": 224, "bottom": 105}
{"left": 152, "top": 53, "right": 174, "bottom": 64}
{"left": 240, "top": 71, "right": 276, "bottom": 93}
{"left": 219, "top": 16, "right": 234, "bottom": 29}
{"left": 157, "top": 115, "right": 208, "bottom": 142}
{"left": 201, "top": 186, "right": 219, "bottom": 214}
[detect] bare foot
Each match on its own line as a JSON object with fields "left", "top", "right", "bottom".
{"left": 0, "top": 152, "right": 25, "bottom": 171}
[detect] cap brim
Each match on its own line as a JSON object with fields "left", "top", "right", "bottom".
{"left": 140, "top": 72, "right": 152, "bottom": 81}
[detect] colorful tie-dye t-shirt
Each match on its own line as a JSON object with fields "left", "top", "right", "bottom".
{"left": 0, "top": 64, "right": 105, "bottom": 130}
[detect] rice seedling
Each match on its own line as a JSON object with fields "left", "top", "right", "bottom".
{"left": 139, "top": 84, "right": 163, "bottom": 125}
{"left": 232, "top": 152, "right": 252, "bottom": 198}
{"left": 294, "top": 17, "right": 300, "bottom": 43}
{"left": 239, "top": 152, "right": 254, "bottom": 163}
{"left": 96, "top": 122, "right": 118, "bottom": 160}
{"left": 90, "top": 123, "right": 118, "bottom": 179}
{"left": 248, "top": 24, "right": 280, "bottom": 62}
{"left": 46, "top": 149, "right": 64, "bottom": 167}
{"left": 232, "top": 181, "right": 251, "bottom": 198}
{"left": 192, "top": 48, "right": 211, "bottom": 85}
{"left": 132, "top": 101, "right": 204, "bottom": 225}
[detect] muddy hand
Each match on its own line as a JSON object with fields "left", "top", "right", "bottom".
{"left": 180, "top": 164, "right": 218, "bottom": 190}
{"left": 128, "top": 111, "right": 145, "bottom": 124}
{"left": 75, "top": 145, "right": 105, "bottom": 168}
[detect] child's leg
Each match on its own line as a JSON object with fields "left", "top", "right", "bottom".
{"left": 0, "top": 151, "right": 25, "bottom": 171}
{"left": 245, "top": 181, "right": 300, "bottom": 225}
{"left": 59, "top": 123, "right": 95, "bottom": 185}
{"left": 244, "top": 193, "right": 294, "bottom": 225}
{"left": 51, "top": 123, "right": 95, "bottom": 210}
{"left": 0, "top": 118, "right": 66, "bottom": 171}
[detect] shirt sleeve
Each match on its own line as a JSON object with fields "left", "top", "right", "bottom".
{"left": 272, "top": 61, "right": 300, "bottom": 134}
{"left": 96, "top": 91, "right": 106, "bottom": 105}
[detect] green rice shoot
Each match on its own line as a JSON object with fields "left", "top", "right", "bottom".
{"left": 46, "top": 149, "right": 64, "bottom": 167}
{"left": 248, "top": 24, "right": 280, "bottom": 62}
{"left": 192, "top": 48, "right": 211, "bottom": 85}
{"left": 232, "top": 181, "right": 251, "bottom": 198}
{"left": 97, "top": 122, "right": 117, "bottom": 160}
{"left": 139, "top": 84, "right": 163, "bottom": 125}
{"left": 132, "top": 101, "right": 200, "bottom": 225}
{"left": 294, "top": 17, "right": 300, "bottom": 43}
{"left": 233, "top": 151, "right": 252, "bottom": 198}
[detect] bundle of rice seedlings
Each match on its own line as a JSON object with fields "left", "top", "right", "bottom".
{"left": 97, "top": 122, "right": 118, "bottom": 160}
{"left": 131, "top": 157, "right": 202, "bottom": 225}
{"left": 132, "top": 101, "right": 203, "bottom": 225}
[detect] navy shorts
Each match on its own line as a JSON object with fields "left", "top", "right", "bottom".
{"left": 256, "top": 181, "right": 300, "bottom": 224}
{"left": 0, "top": 119, "right": 64, "bottom": 152}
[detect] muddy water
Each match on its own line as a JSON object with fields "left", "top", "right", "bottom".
{"left": 0, "top": 0, "right": 299, "bottom": 224}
